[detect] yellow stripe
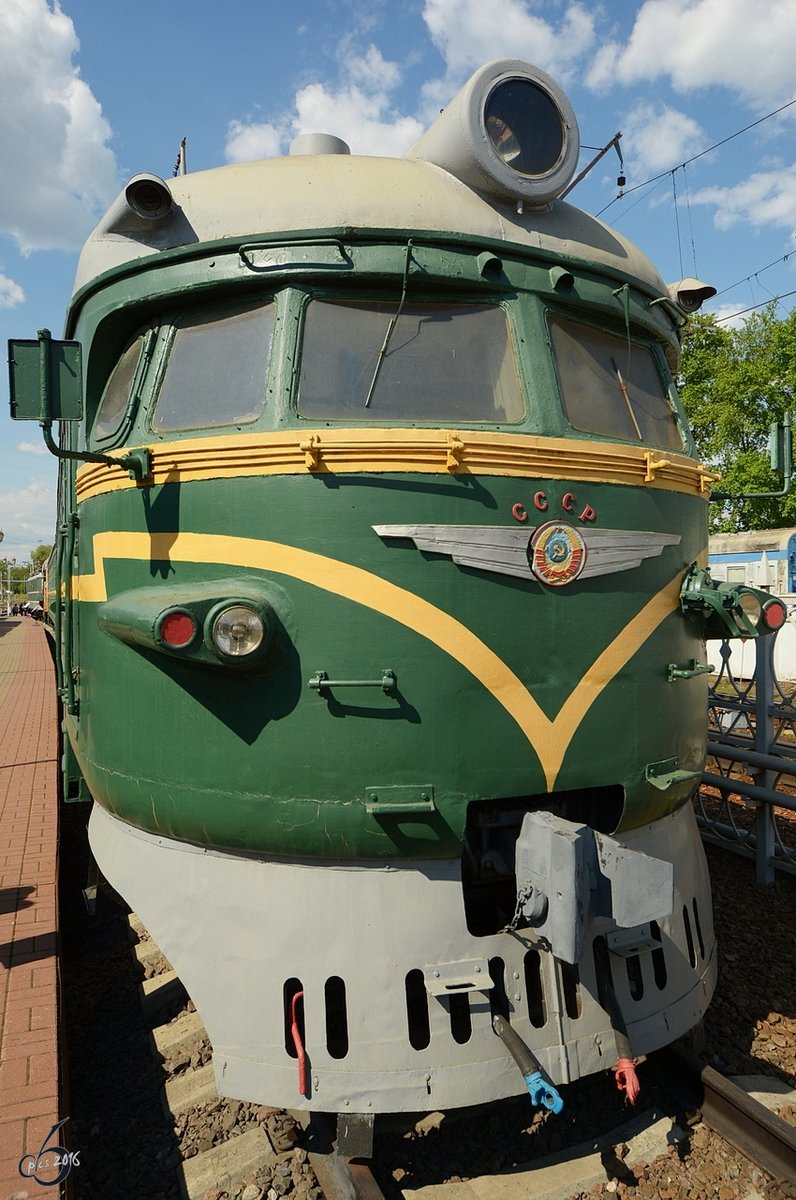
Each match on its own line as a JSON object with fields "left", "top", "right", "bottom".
{"left": 75, "top": 532, "right": 680, "bottom": 788}
{"left": 75, "top": 428, "right": 716, "bottom": 503}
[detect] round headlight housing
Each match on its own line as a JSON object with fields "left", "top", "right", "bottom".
{"left": 211, "top": 605, "right": 265, "bottom": 658}
{"left": 404, "top": 59, "right": 580, "bottom": 206}
{"left": 738, "top": 592, "right": 762, "bottom": 628}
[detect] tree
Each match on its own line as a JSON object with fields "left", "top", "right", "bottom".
{"left": 0, "top": 559, "right": 29, "bottom": 600}
{"left": 678, "top": 305, "right": 796, "bottom": 532}
{"left": 30, "top": 544, "right": 53, "bottom": 573}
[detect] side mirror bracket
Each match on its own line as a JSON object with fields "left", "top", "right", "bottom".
{"left": 8, "top": 329, "right": 151, "bottom": 482}
{"left": 711, "top": 412, "right": 792, "bottom": 502}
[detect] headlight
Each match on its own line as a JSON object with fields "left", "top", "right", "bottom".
{"left": 737, "top": 593, "right": 762, "bottom": 628}
{"left": 484, "top": 78, "right": 564, "bottom": 176}
{"left": 405, "top": 58, "right": 580, "bottom": 206}
{"left": 211, "top": 605, "right": 265, "bottom": 657}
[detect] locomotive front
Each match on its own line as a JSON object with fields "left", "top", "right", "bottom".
{"left": 10, "top": 60, "right": 780, "bottom": 1125}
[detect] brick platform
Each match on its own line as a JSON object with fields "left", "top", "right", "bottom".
{"left": 0, "top": 617, "right": 62, "bottom": 1200}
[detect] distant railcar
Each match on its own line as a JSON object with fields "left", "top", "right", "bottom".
{"left": 9, "top": 59, "right": 784, "bottom": 1136}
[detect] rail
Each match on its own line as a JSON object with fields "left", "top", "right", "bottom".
{"left": 700, "top": 634, "right": 796, "bottom": 882}
{"left": 658, "top": 1046, "right": 796, "bottom": 1183}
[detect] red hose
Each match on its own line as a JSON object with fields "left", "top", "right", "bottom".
{"left": 290, "top": 990, "right": 309, "bottom": 1097}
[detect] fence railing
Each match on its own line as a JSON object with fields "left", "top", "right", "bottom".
{"left": 700, "top": 635, "right": 796, "bottom": 882}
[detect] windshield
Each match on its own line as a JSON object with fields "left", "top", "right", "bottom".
{"left": 152, "top": 300, "right": 274, "bottom": 433}
{"left": 299, "top": 299, "right": 524, "bottom": 422}
{"left": 550, "top": 316, "right": 682, "bottom": 449}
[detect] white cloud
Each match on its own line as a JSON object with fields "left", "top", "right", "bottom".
{"left": 225, "top": 43, "right": 423, "bottom": 162}
{"left": 587, "top": 0, "right": 796, "bottom": 110}
{"left": 621, "top": 102, "right": 705, "bottom": 175}
{"left": 708, "top": 302, "right": 756, "bottom": 329}
{"left": 690, "top": 163, "right": 796, "bottom": 231}
{"left": 422, "top": 0, "right": 596, "bottom": 90}
{"left": 0, "top": 477, "right": 57, "bottom": 552}
{"left": 225, "top": 120, "right": 283, "bottom": 163}
{"left": 292, "top": 80, "right": 423, "bottom": 157}
{"left": 0, "top": 0, "right": 119, "bottom": 253}
{"left": 17, "top": 441, "right": 48, "bottom": 455}
{"left": 0, "top": 273, "right": 25, "bottom": 308}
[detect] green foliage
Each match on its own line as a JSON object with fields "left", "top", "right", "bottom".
{"left": 678, "top": 305, "right": 796, "bottom": 532}
{"left": 30, "top": 544, "right": 53, "bottom": 572}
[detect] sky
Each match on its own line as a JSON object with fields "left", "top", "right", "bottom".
{"left": 1, "top": 0, "right": 796, "bottom": 564}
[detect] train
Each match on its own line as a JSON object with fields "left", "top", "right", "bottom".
{"left": 8, "top": 58, "right": 787, "bottom": 1145}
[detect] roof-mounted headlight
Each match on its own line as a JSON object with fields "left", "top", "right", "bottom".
{"left": 405, "top": 58, "right": 580, "bottom": 207}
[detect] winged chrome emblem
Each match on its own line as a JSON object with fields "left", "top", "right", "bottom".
{"left": 372, "top": 522, "right": 681, "bottom": 587}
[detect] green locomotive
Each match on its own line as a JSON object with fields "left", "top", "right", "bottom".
{"left": 9, "top": 59, "right": 785, "bottom": 1130}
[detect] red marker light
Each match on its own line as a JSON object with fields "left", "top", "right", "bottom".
{"left": 160, "top": 611, "right": 196, "bottom": 648}
{"left": 762, "top": 599, "right": 787, "bottom": 631}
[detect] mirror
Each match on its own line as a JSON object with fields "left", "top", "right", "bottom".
{"left": 8, "top": 331, "right": 83, "bottom": 422}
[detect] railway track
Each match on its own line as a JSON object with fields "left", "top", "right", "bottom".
{"left": 655, "top": 1045, "right": 796, "bottom": 1185}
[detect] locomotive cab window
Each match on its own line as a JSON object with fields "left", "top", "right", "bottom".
{"left": 550, "top": 316, "right": 682, "bottom": 449}
{"left": 299, "top": 299, "right": 524, "bottom": 422}
{"left": 93, "top": 332, "right": 148, "bottom": 444}
{"left": 152, "top": 300, "right": 274, "bottom": 432}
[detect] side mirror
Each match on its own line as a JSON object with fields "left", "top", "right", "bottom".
{"left": 8, "top": 329, "right": 83, "bottom": 422}
{"left": 769, "top": 418, "right": 793, "bottom": 480}
{"left": 712, "top": 412, "right": 793, "bottom": 502}
{"left": 7, "top": 328, "right": 149, "bottom": 481}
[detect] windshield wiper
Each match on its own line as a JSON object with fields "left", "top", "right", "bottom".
{"left": 364, "top": 240, "right": 414, "bottom": 408}
{"left": 610, "top": 355, "right": 642, "bottom": 440}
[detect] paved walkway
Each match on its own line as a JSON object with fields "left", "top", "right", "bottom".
{"left": 0, "top": 617, "right": 62, "bottom": 1200}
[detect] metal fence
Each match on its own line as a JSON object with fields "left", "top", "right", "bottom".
{"left": 699, "top": 635, "right": 796, "bottom": 883}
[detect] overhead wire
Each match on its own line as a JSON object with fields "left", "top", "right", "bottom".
{"left": 713, "top": 251, "right": 793, "bottom": 298}
{"left": 597, "top": 94, "right": 796, "bottom": 220}
{"left": 714, "top": 288, "right": 796, "bottom": 322}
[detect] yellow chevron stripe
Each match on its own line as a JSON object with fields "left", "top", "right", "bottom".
{"left": 75, "top": 428, "right": 716, "bottom": 503}
{"left": 74, "top": 531, "right": 681, "bottom": 788}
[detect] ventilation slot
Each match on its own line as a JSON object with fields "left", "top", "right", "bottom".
{"left": 488, "top": 957, "right": 510, "bottom": 1020}
{"left": 650, "top": 920, "right": 668, "bottom": 990}
{"left": 324, "top": 976, "right": 349, "bottom": 1059}
{"left": 625, "top": 954, "right": 644, "bottom": 1001}
{"left": 283, "top": 978, "right": 304, "bottom": 1059}
{"left": 560, "top": 961, "right": 581, "bottom": 1019}
{"left": 592, "top": 936, "right": 628, "bottom": 1049}
{"left": 692, "top": 899, "right": 705, "bottom": 960}
{"left": 683, "top": 904, "right": 697, "bottom": 968}
{"left": 448, "top": 993, "right": 472, "bottom": 1044}
{"left": 405, "top": 969, "right": 431, "bottom": 1050}
{"left": 524, "top": 949, "right": 546, "bottom": 1028}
